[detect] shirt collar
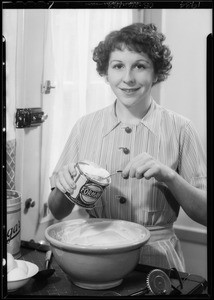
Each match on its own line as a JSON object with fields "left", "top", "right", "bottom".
{"left": 140, "top": 98, "right": 161, "bottom": 136}
{"left": 103, "top": 97, "right": 161, "bottom": 137}
{"left": 102, "top": 101, "right": 121, "bottom": 137}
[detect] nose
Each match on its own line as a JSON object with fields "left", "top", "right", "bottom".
{"left": 122, "top": 69, "right": 135, "bottom": 85}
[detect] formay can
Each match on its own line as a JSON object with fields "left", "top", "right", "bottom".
{"left": 64, "top": 161, "right": 111, "bottom": 209}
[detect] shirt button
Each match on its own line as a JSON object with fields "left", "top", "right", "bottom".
{"left": 122, "top": 147, "right": 130, "bottom": 154}
{"left": 125, "top": 127, "right": 132, "bottom": 133}
{"left": 119, "top": 147, "right": 130, "bottom": 154}
{"left": 119, "top": 196, "right": 127, "bottom": 204}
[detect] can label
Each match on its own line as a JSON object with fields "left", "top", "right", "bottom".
{"left": 64, "top": 162, "right": 109, "bottom": 209}
{"left": 7, "top": 219, "right": 21, "bottom": 244}
{"left": 80, "top": 183, "right": 103, "bottom": 204}
{"left": 7, "top": 190, "right": 21, "bottom": 258}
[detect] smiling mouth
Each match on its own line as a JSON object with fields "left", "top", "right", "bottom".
{"left": 120, "top": 88, "right": 140, "bottom": 93}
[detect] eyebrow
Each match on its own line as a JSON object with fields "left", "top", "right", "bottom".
{"left": 110, "top": 59, "right": 151, "bottom": 65}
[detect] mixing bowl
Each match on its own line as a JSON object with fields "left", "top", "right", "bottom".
{"left": 45, "top": 218, "right": 150, "bottom": 290}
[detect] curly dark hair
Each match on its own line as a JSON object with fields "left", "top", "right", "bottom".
{"left": 93, "top": 23, "right": 172, "bottom": 84}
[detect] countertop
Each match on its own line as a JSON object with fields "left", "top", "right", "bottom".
{"left": 4, "top": 247, "right": 208, "bottom": 297}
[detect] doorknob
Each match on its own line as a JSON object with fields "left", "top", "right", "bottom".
{"left": 41, "top": 80, "right": 56, "bottom": 94}
{"left": 24, "top": 198, "right": 35, "bottom": 213}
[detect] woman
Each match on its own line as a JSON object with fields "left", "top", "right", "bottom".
{"left": 48, "top": 23, "right": 207, "bottom": 272}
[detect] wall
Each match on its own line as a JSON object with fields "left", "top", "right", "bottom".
{"left": 134, "top": 8, "right": 211, "bottom": 280}
{"left": 152, "top": 9, "right": 211, "bottom": 280}
{"left": 160, "top": 9, "right": 210, "bottom": 157}
{"left": 160, "top": 9, "right": 211, "bottom": 231}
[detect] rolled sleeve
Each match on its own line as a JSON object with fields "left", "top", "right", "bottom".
{"left": 178, "top": 121, "right": 207, "bottom": 190}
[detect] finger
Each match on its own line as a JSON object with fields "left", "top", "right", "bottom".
{"left": 122, "top": 153, "right": 152, "bottom": 178}
{"left": 57, "top": 170, "right": 74, "bottom": 193}
{"left": 68, "top": 163, "right": 77, "bottom": 177}
{"left": 135, "top": 170, "right": 144, "bottom": 179}
{"left": 55, "top": 176, "right": 67, "bottom": 193}
{"left": 143, "top": 166, "right": 159, "bottom": 180}
{"left": 61, "top": 165, "right": 76, "bottom": 188}
{"left": 122, "top": 160, "right": 132, "bottom": 178}
{"left": 134, "top": 161, "right": 155, "bottom": 178}
{"left": 122, "top": 157, "right": 142, "bottom": 178}
{"left": 63, "top": 166, "right": 76, "bottom": 189}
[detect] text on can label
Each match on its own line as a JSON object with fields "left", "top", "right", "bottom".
{"left": 80, "top": 183, "right": 103, "bottom": 203}
{"left": 7, "top": 220, "right": 21, "bottom": 243}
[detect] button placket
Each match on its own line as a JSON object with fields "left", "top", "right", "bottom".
{"left": 119, "top": 124, "right": 133, "bottom": 155}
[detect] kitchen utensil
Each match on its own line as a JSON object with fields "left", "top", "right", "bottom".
{"left": 33, "top": 250, "right": 55, "bottom": 280}
{"left": 33, "top": 268, "right": 55, "bottom": 279}
{"left": 45, "top": 218, "right": 150, "bottom": 290}
{"left": 45, "top": 250, "right": 52, "bottom": 269}
{"left": 109, "top": 170, "right": 122, "bottom": 177}
{"left": 21, "top": 240, "right": 50, "bottom": 252}
{"left": 104, "top": 164, "right": 122, "bottom": 178}
{"left": 7, "top": 261, "right": 39, "bottom": 292}
{"left": 146, "top": 269, "right": 172, "bottom": 295}
{"left": 65, "top": 161, "right": 111, "bottom": 209}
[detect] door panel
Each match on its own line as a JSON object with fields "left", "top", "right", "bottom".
{"left": 14, "top": 9, "right": 47, "bottom": 241}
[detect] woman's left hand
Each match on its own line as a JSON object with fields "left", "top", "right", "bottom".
{"left": 122, "top": 153, "right": 175, "bottom": 183}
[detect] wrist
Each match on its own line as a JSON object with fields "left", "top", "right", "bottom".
{"left": 164, "top": 168, "right": 176, "bottom": 186}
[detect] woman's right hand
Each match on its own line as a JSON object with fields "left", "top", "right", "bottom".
{"left": 54, "top": 163, "right": 77, "bottom": 194}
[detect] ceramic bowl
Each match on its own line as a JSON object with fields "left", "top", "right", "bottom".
{"left": 7, "top": 261, "right": 39, "bottom": 292}
{"left": 45, "top": 218, "right": 150, "bottom": 290}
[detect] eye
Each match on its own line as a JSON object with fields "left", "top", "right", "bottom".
{"left": 112, "top": 63, "right": 124, "bottom": 70}
{"left": 134, "top": 64, "right": 146, "bottom": 70}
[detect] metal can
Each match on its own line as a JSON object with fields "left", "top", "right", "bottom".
{"left": 64, "top": 161, "right": 111, "bottom": 209}
{"left": 7, "top": 190, "right": 22, "bottom": 258}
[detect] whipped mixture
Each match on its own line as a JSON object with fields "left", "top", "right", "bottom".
{"left": 80, "top": 162, "right": 110, "bottom": 184}
{"left": 56, "top": 220, "right": 145, "bottom": 247}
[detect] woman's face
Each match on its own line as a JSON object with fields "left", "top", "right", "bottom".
{"left": 107, "top": 47, "right": 156, "bottom": 109}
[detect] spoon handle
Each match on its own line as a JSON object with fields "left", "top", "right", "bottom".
{"left": 21, "top": 240, "right": 50, "bottom": 252}
{"left": 45, "top": 250, "right": 52, "bottom": 269}
{"left": 110, "top": 170, "right": 122, "bottom": 176}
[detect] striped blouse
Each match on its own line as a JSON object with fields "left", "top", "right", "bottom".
{"left": 50, "top": 98, "right": 206, "bottom": 272}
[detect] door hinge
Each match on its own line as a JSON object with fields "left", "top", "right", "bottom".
{"left": 15, "top": 108, "right": 48, "bottom": 128}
